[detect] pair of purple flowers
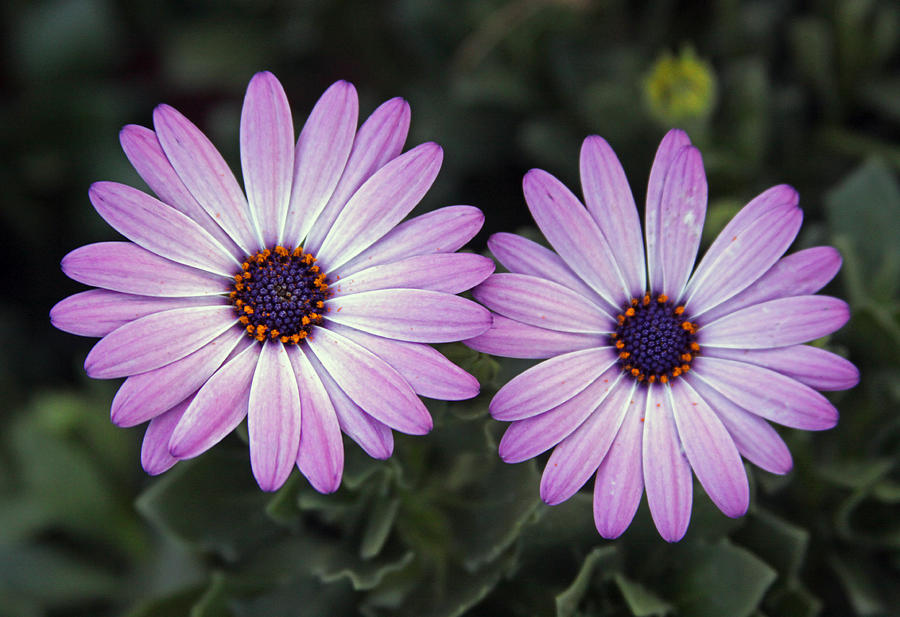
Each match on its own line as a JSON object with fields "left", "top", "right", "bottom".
{"left": 51, "top": 72, "right": 857, "bottom": 542}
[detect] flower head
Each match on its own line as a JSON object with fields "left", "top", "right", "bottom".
{"left": 466, "top": 130, "right": 858, "bottom": 541}
{"left": 51, "top": 71, "right": 493, "bottom": 493}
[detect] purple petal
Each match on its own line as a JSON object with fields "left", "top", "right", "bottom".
{"left": 51, "top": 290, "right": 220, "bottom": 337}
{"left": 684, "top": 186, "right": 802, "bottom": 317}
{"left": 328, "top": 322, "right": 479, "bottom": 400}
{"left": 119, "top": 125, "right": 243, "bottom": 258}
{"left": 464, "top": 314, "right": 607, "bottom": 359}
{"left": 289, "top": 347, "right": 344, "bottom": 493}
{"left": 487, "top": 232, "right": 605, "bottom": 305}
{"left": 302, "top": 347, "right": 394, "bottom": 459}
{"left": 306, "top": 327, "right": 432, "bottom": 434}
{"left": 61, "top": 242, "right": 227, "bottom": 297}
{"left": 700, "top": 246, "right": 842, "bottom": 323}
{"left": 168, "top": 343, "right": 259, "bottom": 458}
{"left": 335, "top": 205, "right": 483, "bottom": 278}
{"left": 153, "top": 103, "right": 258, "bottom": 253}
{"left": 593, "top": 386, "right": 647, "bottom": 539}
{"left": 110, "top": 329, "right": 246, "bottom": 427}
{"left": 580, "top": 136, "right": 646, "bottom": 296}
{"left": 669, "top": 379, "right": 749, "bottom": 518}
{"left": 540, "top": 377, "right": 634, "bottom": 505}
{"left": 84, "top": 306, "right": 236, "bottom": 379}
{"left": 643, "top": 384, "right": 692, "bottom": 542}
{"left": 240, "top": 72, "right": 295, "bottom": 248}
{"left": 317, "top": 143, "right": 443, "bottom": 270}
{"left": 523, "top": 169, "right": 629, "bottom": 309}
{"left": 692, "top": 356, "right": 838, "bottom": 430}
{"left": 333, "top": 253, "right": 494, "bottom": 296}
{"left": 248, "top": 341, "right": 301, "bottom": 491}
{"left": 687, "top": 375, "right": 792, "bottom": 474}
{"left": 645, "top": 129, "right": 692, "bottom": 293}
{"left": 705, "top": 345, "right": 859, "bottom": 391}
{"left": 472, "top": 273, "right": 611, "bottom": 333}
{"left": 500, "top": 367, "right": 623, "bottom": 465}
{"left": 325, "top": 289, "right": 491, "bottom": 343}
{"left": 141, "top": 398, "right": 192, "bottom": 475}
{"left": 305, "top": 97, "right": 410, "bottom": 254}
{"left": 283, "top": 81, "right": 358, "bottom": 246}
{"left": 700, "top": 295, "right": 850, "bottom": 349}
{"left": 490, "top": 347, "right": 617, "bottom": 421}
{"left": 89, "top": 181, "right": 238, "bottom": 276}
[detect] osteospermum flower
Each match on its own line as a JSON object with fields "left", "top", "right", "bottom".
{"left": 466, "top": 129, "right": 858, "bottom": 541}
{"left": 51, "top": 72, "right": 494, "bottom": 493}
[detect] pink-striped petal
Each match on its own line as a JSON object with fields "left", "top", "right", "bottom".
{"left": 153, "top": 104, "right": 258, "bottom": 253}
{"left": 84, "top": 306, "right": 237, "bottom": 379}
{"left": 62, "top": 242, "right": 227, "bottom": 297}
{"left": 692, "top": 356, "right": 838, "bottom": 430}
{"left": 669, "top": 379, "right": 749, "bottom": 518}
{"left": 141, "top": 398, "right": 192, "bottom": 475}
{"left": 704, "top": 345, "right": 859, "bottom": 391}
{"left": 333, "top": 253, "right": 494, "bottom": 296}
{"left": 490, "top": 347, "right": 617, "bottom": 421}
{"left": 580, "top": 135, "right": 646, "bottom": 296}
{"left": 643, "top": 384, "right": 692, "bottom": 542}
{"left": 464, "top": 314, "right": 607, "bottom": 359}
{"left": 240, "top": 72, "right": 295, "bottom": 247}
{"left": 304, "top": 97, "right": 410, "bottom": 253}
{"left": 325, "top": 289, "right": 491, "bottom": 343}
{"left": 169, "top": 343, "right": 259, "bottom": 458}
{"left": 283, "top": 81, "right": 358, "bottom": 246}
{"left": 700, "top": 295, "right": 850, "bottom": 349}
{"left": 306, "top": 327, "right": 432, "bottom": 435}
{"left": 472, "top": 273, "right": 611, "bottom": 334}
{"left": 317, "top": 143, "right": 443, "bottom": 270}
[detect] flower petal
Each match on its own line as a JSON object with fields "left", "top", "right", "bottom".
{"left": 643, "top": 384, "right": 692, "bottom": 542}
{"left": 289, "top": 347, "right": 344, "bottom": 493}
{"left": 699, "top": 295, "right": 850, "bottom": 349}
{"left": 306, "top": 327, "right": 432, "bottom": 434}
{"left": 169, "top": 343, "right": 259, "bottom": 458}
{"left": 472, "top": 273, "right": 611, "bottom": 333}
{"left": 669, "top": 379, "right": 749, "bottom": 518}
{"left": 89, "top": 181, "right": 239, "bottom": 276}
{"left": 110, "top": 329, "right": 246, "bottom": 427}
{"left": 523, "top": 168, "right": 629, "bottom": 309}
{"left": 684, "top": 186, "right": 802, "bottom": 316}
{"left": 704, "top": 345, "right": 859, "bottom": 391}
{"left": 317, "top": 143, "right": 443, "bottom": 270}
{"left": 326, "top": 289, "right": 491, "bottom": 343}
{"left": 328, "top": 322, "right": 479, "bottom": 400}
{"left": 691, "top": 356, "right": 838, "bottom": 430}
{"left": 490, "top": 347, "right": 617, "bottom": 421}
{"left": 700, "top": 246, "right": 842, "bottom": 323}
{"left": 540, "top": 376, "right": 634, "bottom": 505}
{"left": 153, "top": 103, "right": 258, "bottom": 253}
{"left": 464, "top": 314, "right": 607, "bottom": 359}
{"left": 51, "top": 290, "right": 220, "bottom": 337}
{"left": 334, "top": 253, "right": 494, "bottom": 296}
{"left": 304, "top": 97, "right": 410, "bottom": 253}
{"left": 141, "top": 398, "right": 192, "bottom": 475}
{"left": 283, "top": 80, "right": 358, "bottom": 246}
{"left": 593, "top": 386, "right": 647, "bottom": 539}
{"left": 645, "top": 129, "right": 692, "bottom": 293}
{"left": 62, "top": 242, "right": 226, "bottom": 297}
{"left": 580, "top": 136, "right": 646, "bottom": 296}
{"left": 240, "top": 71, "right": 295, "bottom": 247}
{"left": 335, "top": 205, "right": 483, "bottom": 278}
{"left": 84, "top": 306, "right": 237, "bottom": 379}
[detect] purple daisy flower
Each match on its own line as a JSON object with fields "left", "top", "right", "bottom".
{"left": 51, "top": 71, "right": 494, "bottom": 493}
{"left": 466, "top": 129, "right": 858, "bottom": 542}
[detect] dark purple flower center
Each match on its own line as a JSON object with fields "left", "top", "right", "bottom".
{"left": 229, "top": 245, "right": 330, "bottom": 345}
{"left": 611, "top": 293, "right": 700, "bottom": 384}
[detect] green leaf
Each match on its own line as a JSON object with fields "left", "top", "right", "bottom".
{"left": 733, "top": 509, "right": 809, "bottom": 580}
{"left": 361, "top": 496, "right": 401, "bottom": 559}
{"left": 614, "top": 574, "right": 674, "bottom": 617}
{"left": 555, "top": 546, "right": 619, "bottom": 617}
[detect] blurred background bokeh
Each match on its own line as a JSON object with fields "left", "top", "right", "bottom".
{"left": 1, "top": 0, "right": 898, "bottom": 615}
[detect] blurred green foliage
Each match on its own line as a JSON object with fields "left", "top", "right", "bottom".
{"left": 1, "top": 0, "right": 898, "bottom": 615}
